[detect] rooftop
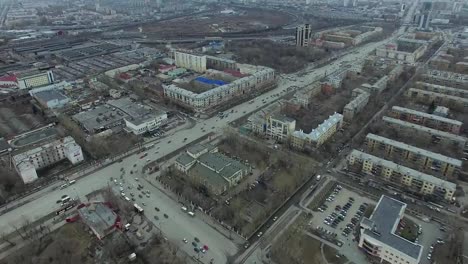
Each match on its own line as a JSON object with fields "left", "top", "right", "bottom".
{"left": 176, "top": 153, "right": 195, "bottom": 166}
{"left": 350, "top": 150, "right": 457, "bottom": 191}
{"left": 293, "top": 112, "right": 343, "bottom": 141}
{"left": 362, "top": 195, "right": 422, "bottom": 260}
{"left": 77, "top": 202, "right": 118, "bottom": 239}
{"left": 190, "top": 163, "right": 230, "bottom": 189}
{"left": 33, "top": 90, "right": 68, "bottom": 102}
{"left": 392, "top": 106, "right": 462, "bottom": 126}
{"left": 383, "top": 116, "right": 467, "bottom": 145}
{"left": 366, "top": 133, "right": 462, "bottom": 167}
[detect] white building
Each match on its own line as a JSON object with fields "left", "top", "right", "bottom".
{"left": 359, "top": 195, "right": 423, "bottom": 264}
{"left": 174, "top": 51, "right": 207, "bottom": 73}
{"left": 13, "top": 136, "right": 84, "bottom": 183}
{"left": 32, "top": 90, "right": 70, "bottom": 109}
{"left": 125, "top": 112, "right": 168, "bottom": 135}
{"left": 164, "top": 57, "right": 275, "bottom": 112}
{"left": 17, "top": 70, "right": 55, "bottom": 89}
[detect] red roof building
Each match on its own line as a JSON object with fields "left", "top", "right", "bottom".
{"left": 0, "top": 74, "right": 18, "bottom": 88}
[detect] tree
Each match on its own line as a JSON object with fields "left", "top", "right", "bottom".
{"left": 428, "top": 100, "right": 436, "bottom": 114}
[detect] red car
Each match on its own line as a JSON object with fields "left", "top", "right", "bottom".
{"left": 203, "top": 245, "right": 209, "bottom": 251}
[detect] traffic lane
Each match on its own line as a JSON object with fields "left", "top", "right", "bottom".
{"left": 124, "top": 176, "right": 236, "bottom": 264}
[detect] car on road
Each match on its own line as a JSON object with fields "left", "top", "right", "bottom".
{"left": 146, "top": 193, "right": 150, "bottom": 198}
{"left": 194, "top": 237, "right": 200, "bottom": 243}
{"left": 135, "top": 178, "right": 139, "bottom": 181}
{"left": 183, "top": 238, "right": 188, "bottom": 243}
{"left": 192, "top": 242, "right": 197, "bottom": 247}
{"left": 142, "top": 202, "right": 146, "bottom": 206}
{"left": 273, "top": 216, "right": 278, "bottom": 221}
{"left": 257, "top": 232, "right": 263, "bottom": 237}
{"left": 194, "top": 247, "right": 200, "bottom": 253}
{"left": 155, "top": 207, "right": 160, "bottom": 211}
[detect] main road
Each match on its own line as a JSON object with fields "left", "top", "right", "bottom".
{"left": 0, "top": 19, "right": 408, "bottom": 263}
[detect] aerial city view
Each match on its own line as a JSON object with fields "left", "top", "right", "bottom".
{"left": 0, "top": 0, "right": 467, "bottom": 263}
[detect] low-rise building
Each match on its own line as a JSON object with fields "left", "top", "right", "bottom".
{"left": 405, "top": 88, "right": 468, "bottom": 112}
{"left": 390, "top": 106, "right": 462, "bottom": 134}
{"left": 376, "top": 41, "right": 426, "bottom": 64}
{"left": 383, "top": 116, "right": 467, "bottom": 148}
{"left": 415, "top": 81, "right": 468, "bottom": 98}
{"left": 360, "top": 75, "right": 389, "bottom": 94}
{"left": 359, "top": 195, "right": 423, "bottom": 264}
{"left": 365, "top": 133, "right": 462, "bottom": 179}
{"left": 174, "top": 144, "right": 251, "bottom": 195}
{"left": 420, "top": 70, "right": 468, "bottom": 89}
{"left": 32, "top": 90, "right": 70, "bottom": 109}
{"left": 343, "top": 89, "right": 370, "bottom": 121}
{"left": 12, "top": 136, "right": 84, "bottom": 183}
{"left": 348, "top": 150, "right": 456, "bottom": 200}
{"left": 77, "top": 202, "right": 118, "bottom": 240}
{"left": 291, "top": 113, "right": 343, "bottom": 149}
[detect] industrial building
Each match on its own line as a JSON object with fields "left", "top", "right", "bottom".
{"left": 365, "top": 133, "right": 462, "bottom": 179}
{"left": 390, "top": 106, "right": 462, "bottom": 134}
{"left": 347, "top": 150, "right": 456, "bottom": 201}
{"left": 359, "top": 195, "right": 423, "bottom": 264}
{"left": 31, "top": 90, "right": 70, "bottom": 109}
{"left": 16, "top": 70, "right": 55, "bottom": 89}
{"left": 174, "top": 144, "right": 250, "bottom": 195}
{"left": 12, "top": 136, "right": 84, "bottom": 184}
{"left": 291, "top": 113, "right": 343, "bottom": 149}
{"left": 164, "top": 52, "right": 275, "bottom": 112}
{"left": 73, "top": 97, "right": 167, "bottom": 135}
{"left": 383, "top": 116, "right": 467, "bottom": 148}
{"left": 343, "top": 89, "right": 370, "bottom": 121}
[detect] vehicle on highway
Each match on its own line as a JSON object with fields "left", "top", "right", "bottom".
{"left": 155, "top": 207, "right": 160, "bottom": 211}
{"left": 68, "top": 180, "right": 76, "bottom": 185}
{"left": 60, "top": 184, "right": 68, "bottom": 190}
{"left": 181, "top": 206, "right": 188, "bottom": 212}
{"left": 188, "top": 211, "right": 195, "bottom": 217}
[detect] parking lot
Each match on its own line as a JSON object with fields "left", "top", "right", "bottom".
{"left": 309, "top": 185, "right": 374, "bottom": 263}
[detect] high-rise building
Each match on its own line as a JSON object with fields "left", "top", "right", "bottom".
{"left": 295, "top": 24, "right": 311, "bottom": 47}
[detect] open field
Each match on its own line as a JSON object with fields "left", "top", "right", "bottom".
{"left": 128, "top": 7, "right": 293, "bottom": 37}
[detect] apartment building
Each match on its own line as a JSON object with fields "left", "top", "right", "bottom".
{"left": 420, "top": 70, "right": 468, "bottom": 89}
{"left": 375, "top": 41, "right": 426, "bottom": 64}
{"left": 365, "top": 133, "right": 462, "bottom": 179}
{"left": 266, "top": 115, "right": 297, "bottom": 141}
{"left": 343, "top": 89, "right": 370, "bottom": 121}
{"left": 13, "top": 136, "right": 84, "bottom": 184}
{"left": 383, "top": 116, "right": 467, "bottom": 148}
{"left": 415, "top": 82, "right": 468, "bottom": 98}
{"left": 163, "top": 55, "right": 275, "bottom": 112}
{"left": 406, "top": 88, "right": 468, "bottom": 112}
{"left": 348, "top": 150, "right": 456, "bottom": 200}
{"left": 295, "top": 24, "right": 312, "bottom": 47}
{"left": 173, "top": 51, "right": 207, "bottom": 73}
{"left": 390, "top": 106, "right": 462, "bottom": 134}
{"left": 17, "top": 70, "right": 55, "bottom": 89}
{"left": 359, "top": 195, "right": 423, "bottom": 264}
{"left": 360, "top": 75, "right": 389, "bottom": 94}
{"left": 291, "top": 113, "right": 343, "bottom": 149}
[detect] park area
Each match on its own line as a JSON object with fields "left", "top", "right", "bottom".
{"left": 159, "top": 131, "right": 318, "bottom": 237}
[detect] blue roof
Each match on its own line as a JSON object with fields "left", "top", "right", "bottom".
{"left": 195, "top": 77, "right": 227, "bottom": 86}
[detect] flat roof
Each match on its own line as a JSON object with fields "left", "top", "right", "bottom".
{"left": 176, "top": 153, "right": 195, "bottom": 166}
{"left": 362, "top": 195, "right": 422, "bottom": 260}
{"left": 292, "top": 113, "right": 343, "bottom": 141}
{"left": 383, "top": 116, "right": 467, "bottom": 144}
{"left": 392, "top": 106, "right": 462, "bottom": 126}
{"left": 416, "top": 82, "right": 468, "bottom": 97}
{"left": 12, "top": 136, "right": 75, "bottom": 165}
{"left": 9, "top": 126, "right": 58, "bottom": 148}
{"left": 77, "top": 202, "right": 117, "bottom": 238}
{"left": 366, "top": 133, "right": 462, "bottom": 167}
{"left": 33, "top": 90, "right": 68, "bottom": 102}
{"left": 190, "top": 163, "right": 230, "bottom": 189}
{"left": 72, "top": 105, "right": 125, "bottom": 132}
{"left": 350, "top": 150, "right": 457, "bottom": 191}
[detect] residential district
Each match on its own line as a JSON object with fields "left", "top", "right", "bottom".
{"left": 0, "top": 0, "right": 467, "bottom": 264}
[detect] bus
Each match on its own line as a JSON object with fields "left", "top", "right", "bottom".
{"left": 61, "top": 195, "right": 71, "bottom": 204}
{"left": 134, "top": 203, "right": 144, "bottom": 214}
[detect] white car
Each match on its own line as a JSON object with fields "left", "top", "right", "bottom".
{"left": 182, "top": 238, "right": 188, "bottom": 243}
{"left": 257, "top": 232, "right": 263, "bottom": 237}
